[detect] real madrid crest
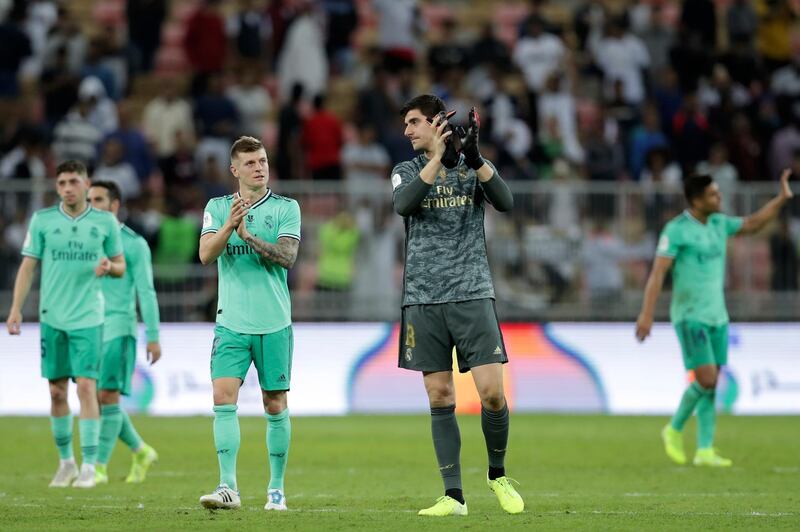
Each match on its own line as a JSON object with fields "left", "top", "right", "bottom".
{"left": 405, "top": 348, "right": 413, "bottom": 361}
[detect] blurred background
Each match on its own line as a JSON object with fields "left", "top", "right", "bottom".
{"left": 0, "top": 0, "right": 798, "bottom": 325}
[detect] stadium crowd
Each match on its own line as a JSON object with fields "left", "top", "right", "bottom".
{"left": 0, "top": 0, "right": 798, "bottom": 319}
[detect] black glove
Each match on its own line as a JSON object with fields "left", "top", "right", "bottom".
{"left": 428, "top": 111, "right": 461, "bottom": 169}
{"left": 461, "top": 107, "right": 484, "bottom": 170}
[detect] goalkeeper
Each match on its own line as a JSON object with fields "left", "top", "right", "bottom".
{"left": 391, "top": 94, "right": 523, "bottom": 517}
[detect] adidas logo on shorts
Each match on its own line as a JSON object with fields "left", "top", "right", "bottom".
{"left": 493, "top": 346, "right": 502, "bottom": 355}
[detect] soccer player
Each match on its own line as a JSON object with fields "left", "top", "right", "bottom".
{"left": 5, "top": 161, "right": 125, "bottom": 488}
{"left": 87, "top": 181, "right": 161, "bottom": 484}
{"left": 197, "top": 136, "right": 301, "bottom": 511}
{"left": 392, "top": 95, "right": 523, "bottom": 516}
{"left": 636, "top": 171, "right": 794, "bottom": 466}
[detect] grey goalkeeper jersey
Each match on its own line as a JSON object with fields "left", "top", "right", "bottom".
{"left": 391, "top": 154, "right": 499, "bottom": 307}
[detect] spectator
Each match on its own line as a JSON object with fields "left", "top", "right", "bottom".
{"left": 373, "top": 0, "right": 420, "bottom": 71}
{"left": 770, "top": 40, "right": 800, "bottom": 118}
{"left": 342, "top": 122, "right": 391, "bottom": 204}
{"left": 680, "top": 0, "right": 716, "bottom": 48}
{"left": 0, "top": 125, "right": 47, "bottom": 212}
{"left": 756, "top": 0, "right": 794, "bottom": 72}
{"left": 52, "top": 96, "right": 103, "bottom": 166}
{"left": 513, "top": 15, "right": 566, "bottom": 132}
{"left": 127, "top": 0, "right": 167, "bottom": 72}
{"left": 302, "top": 93, "right": 343, "bottom": 180}
{"left": 427, "top": 17, "right": 469, "bottom": 84}
{"left": 591, "top": 17, "right": 650, "bottom": 105}
{"left": 184, "top": 0, "right": 226, "bottom": 94}
{"left": 469, "top": 23, "right": 510, "bottom": 70}
{"left": 727, "top": 112, "right": 763, "bottom": 181}
{"left": 104, "top": 100, "right": 155, "bottom": 183}
{"left": 227, "top": 0, "right": 269, "bottom": 61}
{"left": 538, "top": 71, "right": 583, "bottom": 165}
{"left": 672, "top": 91, "right": 710, "bottom": 170}
{"left": 641, "top": 146, "right": 682, "bottom": 188}
{"left": 143, "top": 75, "right": 195, "bottom": 159}
{"left": 42, "top": 6, "right": 86, "bottom": 74}
{"left": 80, "top": 37, "right": 117, "bottom": 101}
{"left": 770, "top": 215, "right": 799, "bottom": 291}
{"left": 40, "top": 45, "right": 79, "bottom": 128}
{"left": 629, "top": 102, "right": 668, "bottom": 180}
{"left": 0, "top": 4, "right": 32, "bottom": 97}
{"left": 194, "top": 72, "right": 239, "bottom": 174}
{"left": 2, "top": 207, "right": 28, "bottom": 253}
{"left": 634, "top": 2, "right": 675, "bottom": 75}
{"left": 316, "top": 211, "right": 360, "bottom": 292}
{"left": 277, "top": 1, "right": 328, "bottom": 102}
{"left": 769, "top": 113, "right": 800, "bottom": 180}
{"left": 159, "top": 130, "right": 199, "bottom": 188}
{"left": 696, "top": 142, "right": 739, "bottom": 213}
{"left": 322, "top": 0, "right": 358, "bottom": 74}
{"left": 275, "top": 82, "right": 305, "bottom": 180}
{"left": 77, "top": 75, "right": 118, "bottom": 134}
{"left": 93, "top": 137, "right": 141, "bottom": 200}
{"left": 227, "top": 68, "right": 272, "bottom": 137}
{"left": 727, "top": 0, "right": 758, "bottom": 46}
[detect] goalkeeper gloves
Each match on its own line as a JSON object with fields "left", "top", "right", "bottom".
{"left": 427, "top": 110, "right": 461, "bottom": 168}
{"left": 461, "top": 107, "right": 484, "bottom": 170}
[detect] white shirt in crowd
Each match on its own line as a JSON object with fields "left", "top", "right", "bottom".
{"left": 513, "top": 33, "right": 566, "bottom": 92}
{"left": 591, "top": 34, "right": 650, "bottom": 104}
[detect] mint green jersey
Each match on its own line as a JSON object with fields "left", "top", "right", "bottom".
{"left": 201, "top": 190, "right": 301, "bottom": 334}
{"left": 656, "top": 210, "right": 743, "bottom": 325}
{"left": 21, "top": 204, "right": 123, "bottom": 331}
{"left": 102, "top": 224, "right": 160, "bottom": 342}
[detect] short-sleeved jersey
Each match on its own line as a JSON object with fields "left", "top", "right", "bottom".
{"left": 391, "top": 154, "right": 497, "bottom": 306}
{"left": 102, "top": 224, "right": 160, "bottom": 343}
{"left": 657, "top": 210, "right": 743, "bottom": 325}
{"left": 21, "top": 204, "right": 123, "bottom": 331}
{"left": 201, "top": 190, "right": 301, "bottom": 334}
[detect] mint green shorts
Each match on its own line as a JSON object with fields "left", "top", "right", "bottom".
{"left": 210, "top": 324, "right": 293, "bottom": 390}
{"left": 40, "top": 323, "right": 103, "bottom": 381}
{"left": 674, "top": 321, "right": 729, "bottom": 370}
{"left": 98, "top": 335, "right": 137, "bottom": 395}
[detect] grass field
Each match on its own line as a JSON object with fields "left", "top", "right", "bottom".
{"left": 0, "top": 415, "right": 798, "bottom": 531}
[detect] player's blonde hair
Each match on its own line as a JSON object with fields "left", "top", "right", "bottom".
{"left": 230, "top": 136, "right": 265, "bottom": 161}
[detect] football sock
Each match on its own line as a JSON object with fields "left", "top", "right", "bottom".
{"left": 266, "top": 409, "right": 291, "bottom": 491}
{"left": 696, "top": 386, "right": 717, "bottom": 449}
{"left": 79, "top": 418, "right": 100, "bottom": 465}
{"left": 214, "top": 404, "right": 240, "bottom": 490}
{"left": 98, "top": 404, "right": 122, "bottom": 465}
{"left": 118, "top": 410, "right": 143, "bottom": 452}
{"left": 430, "top": 405, "right": 462, "bottom": 492}
{"left": 481, "top": 402, "right": 509, "bottom": 478}
{"left": 50, "top": 413, "right": 74, "bottom": 461}
{"left": 670, "top": 381, "right": 706, "bottom": 431}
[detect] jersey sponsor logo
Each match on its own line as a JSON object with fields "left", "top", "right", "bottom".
{"left": 391, "top": 173, "right": 402, "bottom": 189}
{"left": 202, "top": 211, "right": 212, "bottom": 229}
{"left": 421, "top": 185, "right": 475, "bottom": 210}
{"left": 226, "top": 242, "right": 253, "bottom": 256}
{"left": 50, "top": 241, "right": 99, "bottom": 262}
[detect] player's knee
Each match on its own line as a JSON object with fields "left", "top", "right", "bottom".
{"left": 213, "top": 389, "right": 237, "bottom": 405}
{"left": 481, "top": 393, "right": 506, "bottom": 411}
{"left": 262, "top": 391, "right": 287, "bottom": 414}
{"left": 426, "top": 386, "right": 455, "bottom": 407}
{"left": 49, "top": 384, "right": 68, "bottom": 404}
{"left": 98, "top": 389, "right": 120, "bottom": 405}
{"left": 696, "top": 375, "right": 718, "bottom": 389}
{"left": 75, "top": 379, "right": 96, "bottom": 399}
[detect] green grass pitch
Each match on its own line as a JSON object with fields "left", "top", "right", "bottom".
{"left": 0, "top": 415, "right": 798, "bottom": 530}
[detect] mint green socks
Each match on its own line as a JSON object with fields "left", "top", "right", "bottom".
{"left": 670, "top": 381, "right": 706, "bottom": 431}
{"left": 78, "top": 418, "right": 100, "bottom": 465}
{"left": 214, "top": 404, "right": 240, "bottom": 490}
{"left": 266, "top": 409, "right": 291, "bottom": 491}
{"left": 696, "top": 388, "right": 717, "bottom": 449}
{"left": 119, "top": 410, "right": 144, "bottom": 452}
{"left": 50, "top": 414, "right": 74, "bottom": 460}
{"left": 98, "top": 404, "right": 123, "bottom": 465}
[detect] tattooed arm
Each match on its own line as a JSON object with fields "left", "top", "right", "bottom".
{"left": 237, "top": 223, "right": 299, "bottom": 269}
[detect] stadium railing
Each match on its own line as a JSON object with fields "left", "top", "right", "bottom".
{"left": 1, "top": 179, "right": 797, "bottom": 322}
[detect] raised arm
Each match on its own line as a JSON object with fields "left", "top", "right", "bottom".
{"left": 6, "top": 257, "right": 38, "bottom": 335}
{"left": 738, "top": 169, "right": 794, "bottom": 235}
{"left": 635, "top": 255, "right": 674, "bottom": 342}
{"left": 199, "top": 197, "right": 247, "bottom": 265}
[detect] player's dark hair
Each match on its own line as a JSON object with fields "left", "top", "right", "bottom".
{"left": 90, "top": 180, "right": 122, "bottom": 203}
{"left": 55, "top": 160, "right": 88, "bottom": 177}
{"left": 684, "top": 174, "right": 714, "bottom": 205}
{"left": 230, "top": 135, "right": 265, "bottom": 160}
{"left": 400, "top": 94, "right": 446, "bottom": 120}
